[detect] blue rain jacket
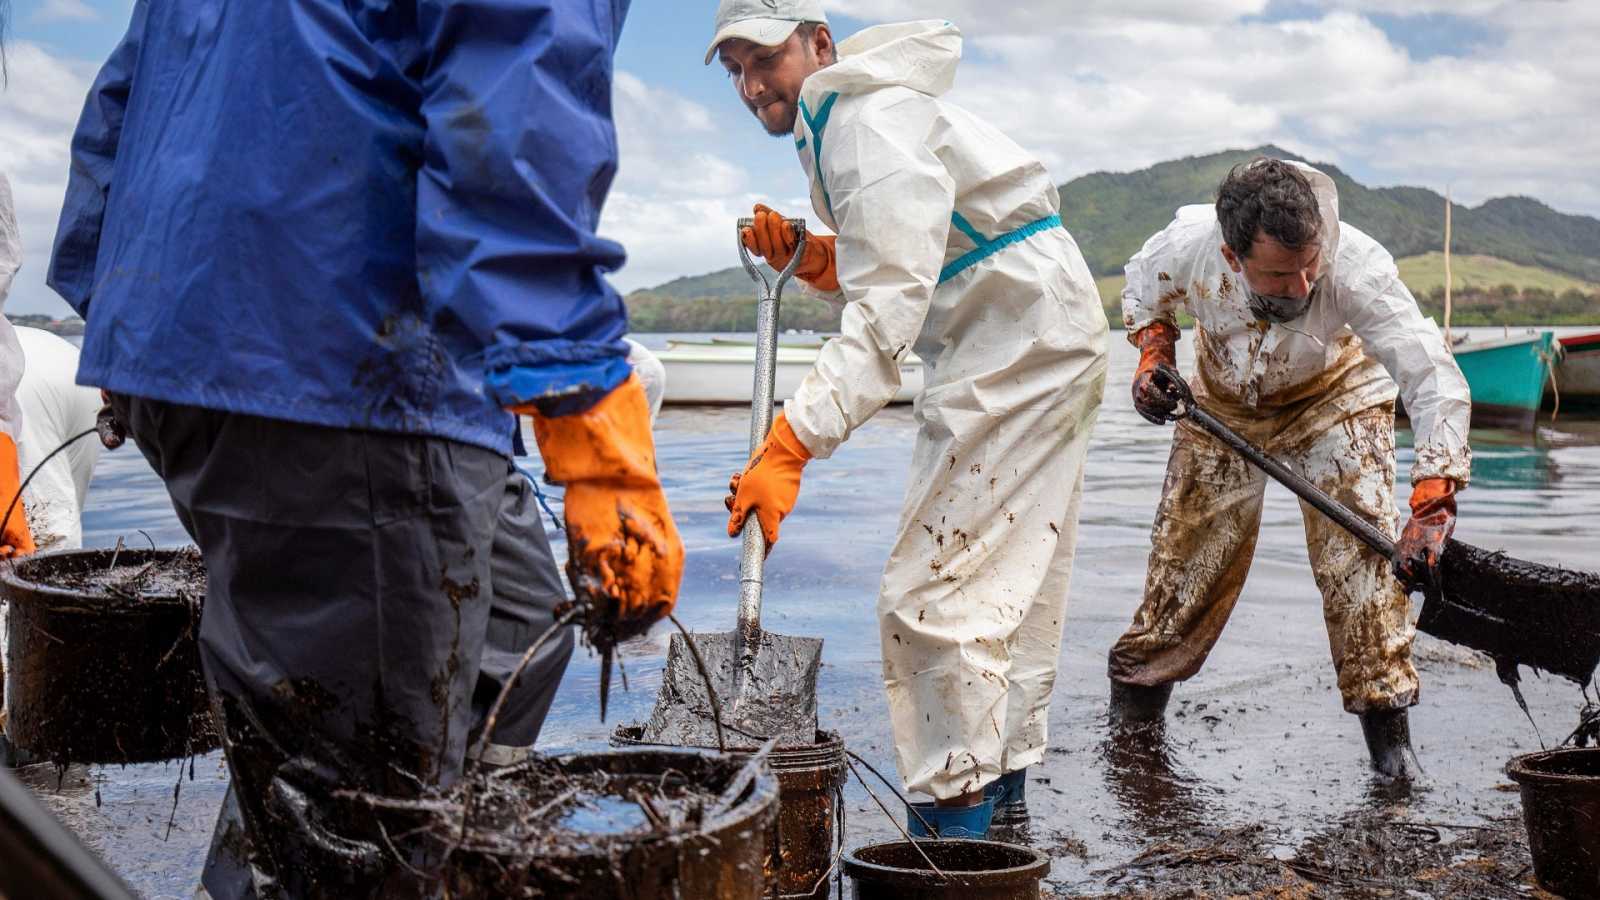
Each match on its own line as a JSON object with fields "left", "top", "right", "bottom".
{"left": 48, "top": 0, "right": 635, "bottom": 454}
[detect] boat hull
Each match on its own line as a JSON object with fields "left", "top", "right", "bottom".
{"left": 658, "top": 342, "right": 923, "bottom": 405}
{"left": 1552, "top": 332, "right": 1600, "bottom": 411}
{"left": 1451, "top": 332, "right": 1557, "bottom": 431}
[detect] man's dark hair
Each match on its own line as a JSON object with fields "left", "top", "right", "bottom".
{"left": 1215, "top": 158, "right": 1323, "bottom": 258}
{"left": 796, "top": 22, "right": 837, "bottom": 64}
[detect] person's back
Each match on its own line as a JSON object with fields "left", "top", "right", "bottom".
{"left": 48, "top": 3, "right": 685, "bottom": 896}
{"left": 50, "top": 0, "right": 634, "bottom": 453}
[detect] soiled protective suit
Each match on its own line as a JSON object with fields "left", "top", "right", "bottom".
{"left": 785, "top": 20, "right": 1108, "bottom": 799}
{"left": 1110, "top": 162, "right": 1472, "bottom": 713}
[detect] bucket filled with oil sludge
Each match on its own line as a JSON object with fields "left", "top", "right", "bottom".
{"left": 842, "top": 840, "right": 1049, "bottom": 900}
{"left": 419, "top": 747, "right": 779, "bottom": 900}
{"left": 615, "top": 725, "right": 847, "bottom": 899}
{"left": 1508, "top": 747, "right": 1600, "bottom": 899}
{"left": 1, "top": 547, "right": 217, "bottom": 765}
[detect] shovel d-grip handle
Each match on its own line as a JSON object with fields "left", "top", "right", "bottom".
{"left": 732, "top": 217, "right": 808, "bottom": 654}
{"left": 1150, "top": 365, "right": 1402, "bottom": 567}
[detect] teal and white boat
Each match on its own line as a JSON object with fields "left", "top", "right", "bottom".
{"left": 1448, "top": 331, "right": 1559, "bottom": 430}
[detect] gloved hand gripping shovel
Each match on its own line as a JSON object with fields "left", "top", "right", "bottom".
{"left": 639, "top": 219, "right": 824, "bottom": 750}
{"left": 1150, "top": 365, "right": 1600, "bottom": 694}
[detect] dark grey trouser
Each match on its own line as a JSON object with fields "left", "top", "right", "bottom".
{"left": 112, "top": 397, "right": 572, "bottom": 899}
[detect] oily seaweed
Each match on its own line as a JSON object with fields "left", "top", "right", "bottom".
{"left": 339, "top": 747, "right": 779, "bottom": 900}
{"left": 1418, "top": 539, "right": 1600, "bottom": 686}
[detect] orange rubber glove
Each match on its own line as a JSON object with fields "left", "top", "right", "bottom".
{"left": 1131, "top": 321, "right": 1181, "bottom": 425}
{"left": 1394, "top": 478, "right": 1457, "bottom": 588}
{"left": 0, "top": 432, "right": 35, "bottom": 558}
{"left": 741, "top": 204, "right": 839, "bottom": 293}
{"left": 524, "top": 376, "right": 683, "bottom": 642}
{"left": 725, "top": 412, "right": 811, "bottom": 551}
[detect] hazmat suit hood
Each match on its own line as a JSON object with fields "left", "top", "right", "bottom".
{"left": 1239, "top": 160, "right": 1342, "bottom": 323}
{"left": 802, "top": 20, "right": 961, "bottom": 101}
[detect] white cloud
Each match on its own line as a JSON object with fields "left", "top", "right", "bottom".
{"left": 599, "top": 71, "right": 767, "bottom": 292}
{"left": 29, "top": 0, "right": 100, "bottom": 24}
{"left": 860, "top": 3, "right": 1600, "bottom": 219}
{"left": 0, "top": 42, "right": 96, "bottom": 316}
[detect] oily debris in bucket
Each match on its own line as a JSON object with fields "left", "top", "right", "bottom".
{"left": 35, "top": 545, "right": 207, "bottom": 602}
{"left": 337, "top": 745, "right": 772, "bottom": 876}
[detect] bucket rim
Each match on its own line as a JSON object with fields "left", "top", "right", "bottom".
{"left": 1507, "top": 747, "right": 1600, "bottom": 786}
{"left": 841, "top": 838, "right": 1049, "bottom": 884}
{"left": 1, "top": 547, "right": 200, "bottom": 609}
{"left": 471, "top": 745, "right": 781, "bottom": 854}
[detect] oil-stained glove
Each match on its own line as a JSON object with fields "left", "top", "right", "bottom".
{"left": 1131, "top": 321, "right": 1182, "bottom": 425}
{"left": 1394, "top": 478, "right": 1457, "bottom": 589}
{"left": 741, "top": 204, "right": 839, "bottom": 293}
{"left": 97, "top": 391, "right": 127, "bottom": 450}
{"left": 525, "top": 376, "right": 683, "bottom": 642}
{"left": 725, "top": 412, "right": 811, "bottom": 551}
{"left": 0, "top": 432, "right": 35, "bottom": 558}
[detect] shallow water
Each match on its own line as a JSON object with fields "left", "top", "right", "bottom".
{"left": 22, "top": 327, "right": 1600, "bottom": 897}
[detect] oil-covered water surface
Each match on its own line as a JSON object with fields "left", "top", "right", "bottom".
{"left": 27, "top": 328, "right": 1600, "bottom": 897}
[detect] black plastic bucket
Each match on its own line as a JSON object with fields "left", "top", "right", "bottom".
{"left": 437, "top": 746, "right": 779, "bottom": 900}
{"left": 1, "top": 548, "right": 216, "bottom": 765}
{"left": 614, "top": 725, "right": 846, "bottom": 899}
{"left": 842, "top": 839, "right": 1048, "bottom": 900}
{"left": 1507, "top": 747, "right": 1600, "bottom": 898}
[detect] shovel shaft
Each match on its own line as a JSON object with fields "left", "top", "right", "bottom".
{"left": 1182, "top": 398, "right": 1400, "bottom": 565}
{"left": 735, "top": 218, "right": 809, "bottom": 653}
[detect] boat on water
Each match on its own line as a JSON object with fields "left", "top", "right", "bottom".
{"left": 656, "top": 338, "right": 924, "bottom": 405}
{"left": 1446, "top": 330, "right": 1559, "bottom": 430}
{"left": 1550, "top": 331, "right": 1600, "bottom": 412}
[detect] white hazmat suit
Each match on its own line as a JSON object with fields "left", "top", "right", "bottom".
{"left": 783, "top": 21, "right": 1108, "bottom": 799}
{"left": 1110, "top": 162, "right": 1471, "bottom": 712}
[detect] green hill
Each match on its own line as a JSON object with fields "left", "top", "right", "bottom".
{"left": 1394, "top": 253, "right": 1597, "bottom": 296}
{"left": 627, "top": 145, "right": 1600, "bottom": 328}
{"left": 1060, "top": 145, "right": 1600, "bottom": 281}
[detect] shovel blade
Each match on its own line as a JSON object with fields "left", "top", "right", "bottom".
{"left": 640, "top": 630, "right": 822, "bottom": 750}
{"left": 1417, "top": 539, "right": 1600, "bottom": 685}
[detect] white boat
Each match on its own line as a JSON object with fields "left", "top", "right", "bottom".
{"left": 656, "top": 338, "right": 924, "bottom": 405}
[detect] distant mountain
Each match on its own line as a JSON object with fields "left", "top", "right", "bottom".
{"left": 630, "top": 144, "right": 1600, "bottom": 301}
{"left": 1061, "top": 145, "right": 1600, "bottom": 280}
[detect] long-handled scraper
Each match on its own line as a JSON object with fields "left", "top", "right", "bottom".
{"left": 1151, "top": 365, "right": 1600, "bottom": 690}
{"left": 640, "top": 218, "right": 825, "bottom": 750}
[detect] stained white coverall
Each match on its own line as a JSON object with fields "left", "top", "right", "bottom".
{"left": 1110, "top": 162, "right": 1472, "bottom": 713}
{"left": 0, "top": 176, "right": 26, "bottom": 448}
{"left": 15, "top": 327, "right": 103, "bottom": 552}
{"left": 784, "top": 21, "right": 1108, "bottom": 799}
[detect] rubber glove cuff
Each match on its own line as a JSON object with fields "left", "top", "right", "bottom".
{"left": 0, "top": 432, "right": 35, "bottom": 558}
{"left": 725, "top": 412, "right": 812, "bottom": 550}
{"left": 1394, "top": 478, "right": 1457, "bottom": 588}
{"left": 1131, "top": 321, "right": 1181, "bottom": 425}
{"left": 530, "top": 376, "right": 683, "bottom": 642}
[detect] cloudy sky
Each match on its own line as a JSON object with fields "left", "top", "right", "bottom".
{"left": 2, "top": 0, "right": 1596, "bottom": 315}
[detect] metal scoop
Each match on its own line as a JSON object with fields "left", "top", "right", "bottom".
{"left": 640, "top": 218, "right": 824, "bottom": 750}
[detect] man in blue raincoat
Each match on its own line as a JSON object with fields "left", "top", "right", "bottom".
{"left": 48, "top": 2, "right": 681, "bottom": 896}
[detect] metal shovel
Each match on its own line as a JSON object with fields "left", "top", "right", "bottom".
{"left": 640, "top": 218, "right": 824, "bottom": 750}
{"left": 1151, "top": 365, "right": 1600, "bottom": 689}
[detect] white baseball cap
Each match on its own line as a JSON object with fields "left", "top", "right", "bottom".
{"left": 704, "top": 0, "right": 830, "bottom": 65}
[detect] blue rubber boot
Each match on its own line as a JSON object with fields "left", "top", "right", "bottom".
{"left": 985, "top": 768, "right": 1030, "bottom": 833}
{"left": 907, "top": 795, "right": 996, "bottom": 839}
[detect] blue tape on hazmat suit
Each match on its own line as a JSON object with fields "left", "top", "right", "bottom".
{"left": 48, "top": 0, "right": 635, "bottom": 453}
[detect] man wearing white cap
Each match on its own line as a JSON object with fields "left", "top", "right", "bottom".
{"left": 711, "top": 1, "right": 1109, "bottom": 838}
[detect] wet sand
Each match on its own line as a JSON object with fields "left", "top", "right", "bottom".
{"left": 28, "top": 330, "right": 1600, "bottom": 897}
